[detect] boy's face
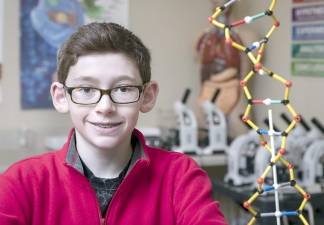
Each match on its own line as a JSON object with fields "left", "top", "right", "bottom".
{"left": 51, "top": 52, "right": 158, "bottom": 150}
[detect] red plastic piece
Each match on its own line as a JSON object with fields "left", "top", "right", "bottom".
{"left": 254, "top": 62, "right": 262, "bottom": 71}
{"left": 242, "top": 116, "right": 249, "bottom": 122}
{"left": 285, "top": 80, "right": 292, "bottom": 87}
{"left": 240, "top": 80, "right": 246, "bottom": 87}
{"left": 294, "top": 115, "right": 301, "bottom": 122}
{"left": 225, "top": 38, "right": 232, "bottom": 45}
{"left": 231, "top": 19, "right": 246, "bottom": 28}
{"left": 279, "top": 148, "right": 286, "bottom": 155}
{"left": 243, "top": 201, "right": 251, "bottom": 209}
{"left": 304, "top": 193, "right": 311, "bottom": 200}
{"left": 257, "top": 177, "right": 264, "bottom": 184}
{"left": 252, "top": 99, "right": 263, "bottom": 104}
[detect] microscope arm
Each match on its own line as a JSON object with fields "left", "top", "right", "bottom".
{"left": 281, "top": 113, "right": 311, "bottom": 132}
{"left": 311, "top": 118, "right": 324, "bottom": 135}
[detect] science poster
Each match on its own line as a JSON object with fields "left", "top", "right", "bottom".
{"left": 20, "top": 0, "right": 129, "bottom": 109}
{"left": 291, "top": 1, "right": 324, "bottom": 77}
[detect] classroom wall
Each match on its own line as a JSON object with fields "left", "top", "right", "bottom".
{"left": 0, "top": 1, "right": 323, "bottom": 168}
{"left": 130, "top": 0, "right": 211, "bottom": 128}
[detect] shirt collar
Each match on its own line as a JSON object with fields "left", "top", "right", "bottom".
{"left": 65, "top": 130, "right": 146, "bottom": 174}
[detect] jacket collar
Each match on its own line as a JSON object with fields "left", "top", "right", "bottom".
{"left": 59, "top": 128, "right": 150, "bottom": 173}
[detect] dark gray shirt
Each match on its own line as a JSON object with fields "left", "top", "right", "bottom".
{"left": 66, "top": 134, "right": 135, "bottom": 216}
{"left": 81, "top": 155, "right": 132, "bottom": 216}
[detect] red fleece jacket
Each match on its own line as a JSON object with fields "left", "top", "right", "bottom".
{"left": 0, "top": 129, "right": 227, "bottom": 225}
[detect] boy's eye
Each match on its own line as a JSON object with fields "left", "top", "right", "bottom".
{"left": 75, "top": 87, "right": 96, "bottom": 94}
{"left": 116, "top": 86, "right": 132, "bottom": 92}
{"left": 81, "top": 87, "right": 93, "bottom": 93}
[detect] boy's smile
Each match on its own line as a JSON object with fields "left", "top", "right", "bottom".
{"left": 88, "top": 121, "right": 124, "bottom": 135}
{"left": 64, "top": 52, "right": 144, "bottom": 151}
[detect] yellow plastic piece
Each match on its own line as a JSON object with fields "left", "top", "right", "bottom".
{"left": 273, "top": 73, "right": 287, "bottom": 84}
{"left": 261, "top": 165, "right": 272, "bottom": 179}
{"left": 298, "top": 198, "right": 308, "bottom": 211}
{"left": 247, "top": 52, "right": 257, "bottom": 64}
{"left": 244, "top": 70, "right": 256, "bottom": 83}
{"left": 246, "top": 120, "right": 259, "bottom": 131}
{"left": 285, "top": 121, "right": 296, "bottom": 134}
{"left": 211, "top": 20, "right": 225, "bottom": 29}
{"left": 232, "top": 41, "right": 246, "bottom": 51}
{"left": 289, "top": 168, "right": 295, "bottom": 180}
{"left": 299, "top": 214, "right": 310, "bottom": 225}
{"left": 247, "top": 217, "right": 257, "bottom": 225}
{"left": 265, "top": 25, "right": 277, "bottom": 38}
{"left": 284, "top": 87, "right": 290, "bottom": 100}
{"left": 287, "top": 104, "right": 298, "bottom": 117}
{"left": 243, "top": 104, "right": 252, "bottom": 118}
{"left": 243, "top": 86, "right": 252, "bottom": 99}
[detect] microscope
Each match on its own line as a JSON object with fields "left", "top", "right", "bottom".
{"left": 201, "top": 89, "right": 228, "bottom": 155}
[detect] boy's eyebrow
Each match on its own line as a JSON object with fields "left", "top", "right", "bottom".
{"left": 68, "top": 75, "right": 140, "bottom": 83}
{"left": 112, "top": 75, "right": 139, "bottom": 83}
{"left": 69, "top": 76, "right": 98, "bottom": 83}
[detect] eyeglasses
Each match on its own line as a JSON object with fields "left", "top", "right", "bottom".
{"left": 64, "top": 85, "right": 144, "bottom": 105}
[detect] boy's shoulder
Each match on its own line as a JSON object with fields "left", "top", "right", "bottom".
{"left": 146, "top": 146, "right": 186, "bottom": 160}
{"left": 145, "top": 146, "right": 200, "bottom": 171}
{"left": 2, "top": 150, "right": 63, "bottom": 179}
{"left": 135, "top": 129, "right": 197, "bottom": 167}
{"left": 3, "top": 130, "right": 74, "bottom": 176}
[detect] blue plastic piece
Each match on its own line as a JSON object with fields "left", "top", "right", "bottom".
{"left": 248, "top": 44, "right": 257, "bottom": 51}
{"left": 282, "top": 211, "right": 298, "bottom": 216}
{"left": 258, "top": 129, "right": 268, "bottom": 135}
{"left": 264, "top": 185, "right": 274, "bottom": 192}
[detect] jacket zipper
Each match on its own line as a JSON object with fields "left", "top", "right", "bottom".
{"left": 103, "top": 160, "right": 145, "bottom": 224}
{"left": 65, "top": 164, "right": 105, "bottom": 225}
{"left": 65, "top": 156, "right": 148, "bottom": 225}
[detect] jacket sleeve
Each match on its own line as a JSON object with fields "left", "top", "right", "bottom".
{"left": 0, "top": 172, "right": 28, "bottom": 225}
{"left": 172, "top": 155, "right": 228, "bottom": 225}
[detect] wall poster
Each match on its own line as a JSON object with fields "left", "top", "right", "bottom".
{"left": 20, "top": 0, "right": 129, "bottom": 109}
{"left": 291, "top": 0, "right": 324, "bottom": 77}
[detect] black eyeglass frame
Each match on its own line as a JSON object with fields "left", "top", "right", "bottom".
{"left": 63, "top": 85, "right": 145, "bottom": 105}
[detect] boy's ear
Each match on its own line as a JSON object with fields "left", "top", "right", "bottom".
{"left": 50, "top": 82, "right": 69, "bottom": 113}
{"left": 140, "top": 81, "right": 159, "bottom": 113}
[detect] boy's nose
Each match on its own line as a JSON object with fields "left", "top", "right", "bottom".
{"left": 94, "top": 94, "right": 116, "bottom": 114}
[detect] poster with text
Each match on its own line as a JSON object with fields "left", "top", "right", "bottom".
{"left": 291, "top": 2, "right": 324, "bottom": 77}
{"left": 20, "top": 0, "right": 129, "bottom": 109}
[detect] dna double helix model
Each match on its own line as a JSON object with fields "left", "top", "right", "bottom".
{"left": 209, "top": 1, "right": 310, "bottom": 224}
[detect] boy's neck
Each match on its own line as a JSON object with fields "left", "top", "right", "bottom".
{"left": 75, "top": 130, "right": 133, "bottom": 179}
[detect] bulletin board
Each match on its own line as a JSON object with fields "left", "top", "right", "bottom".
{"left": 20, "top": 0, "right": 129, "bottom": 109}
{"left": 291, "top": 0, "right": 324, "bottom": 77}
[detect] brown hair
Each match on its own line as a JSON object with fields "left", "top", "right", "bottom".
{"left": 57, "top": 22, "right": 151, "bottom": 84}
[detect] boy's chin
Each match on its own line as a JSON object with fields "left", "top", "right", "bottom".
{"left": 77, "top": 126, "right": 133, "bottom": 151}
{"left": 89, "top": 138, "right": 123, "bottom": 151}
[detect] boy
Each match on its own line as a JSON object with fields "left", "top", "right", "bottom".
{"left": 0, "top": 22, "right": 227, "bottom": 225}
